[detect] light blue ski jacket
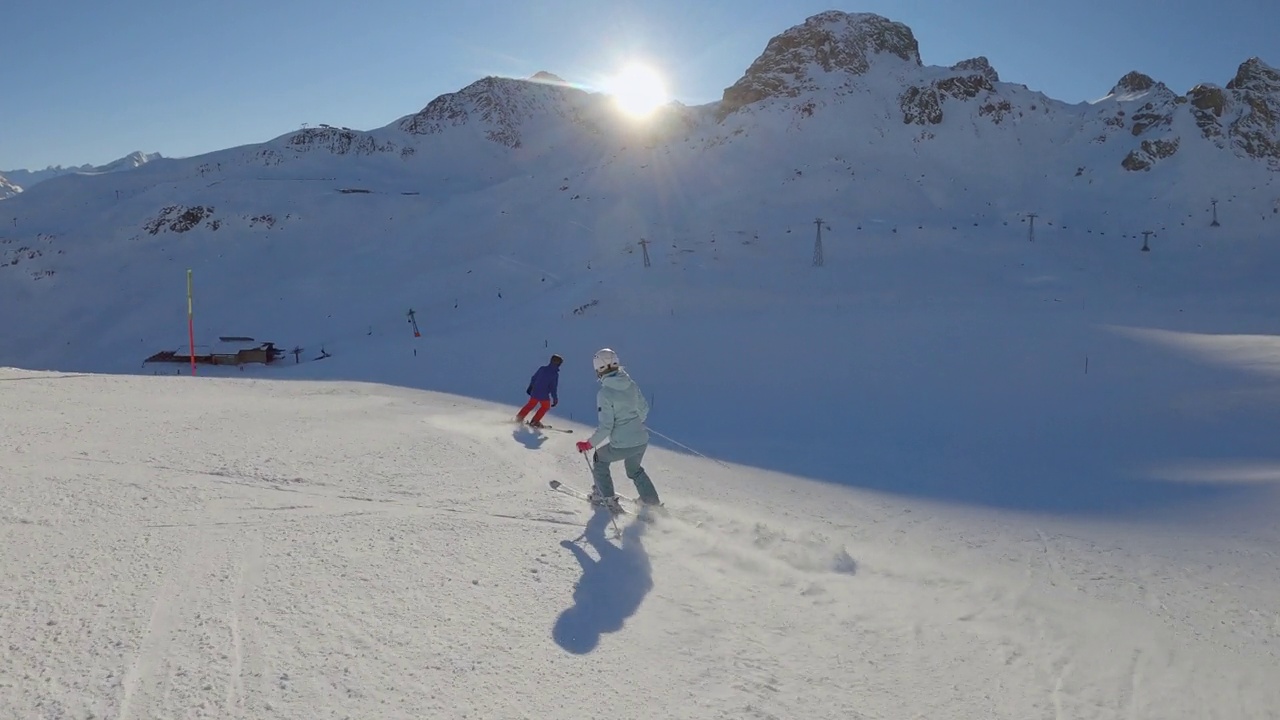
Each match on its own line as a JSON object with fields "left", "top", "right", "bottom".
{"left": 588, "top": 368, "right": 650, "bottom": 449}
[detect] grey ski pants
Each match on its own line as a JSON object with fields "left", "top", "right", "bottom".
{"left": 591, "top": 442, "right": 660, "bottom": 504}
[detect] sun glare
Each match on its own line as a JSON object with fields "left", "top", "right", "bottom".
{"left": 608, "top": 64, "right": 668, "bottom": 117}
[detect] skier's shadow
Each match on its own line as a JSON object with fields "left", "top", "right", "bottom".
{"left": 552, "top": 510, "right": 652, "bottom": 654}
{"left": 512, "top": 426, "right": 547, "bottom": 450}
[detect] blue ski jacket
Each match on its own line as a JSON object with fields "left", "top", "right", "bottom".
{"left": 527, "top": 363, "right": 560, "bottom": 402}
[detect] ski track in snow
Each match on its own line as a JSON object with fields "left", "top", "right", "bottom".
{"left": 2, "top": 369, "right": 1279, "bottom": 719}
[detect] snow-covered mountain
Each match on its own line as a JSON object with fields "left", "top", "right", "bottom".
{"left": 0, "top": 150, "right": 162, "bottom": 196}
{"left": 0, "top": 172, "right": 20, "bottom": 200}
{"left": 0, "top": 7, "right": 1276, "bottom": 372}
{"left": 1, "top": 11, "right": 1275, "bottom": 235}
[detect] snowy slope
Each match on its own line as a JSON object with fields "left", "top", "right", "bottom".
{"left": 2, "top": 369, "right": 1277, "bottom": 719}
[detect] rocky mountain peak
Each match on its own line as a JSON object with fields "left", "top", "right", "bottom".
{"left": 1221, "top": 58, "right": 1280, "bottom": 165}
{"left": 950, "top": 57, "right": 999, "bottom": 84}
{"left": 95, "top": 151, "right": 162, "bottom": 173}
{"left": 1227, "top": 58, "right": 1280, "bottom": 94}
{"left": 718, "top": 11, "right": 922, "bottom": 117}
{"left": 1110, "top": 71, "right": 1157, "bottom": 96}
{"left": 398, "top": 75, "right": 587, "bottom": 149}
{"left": 529, "top": 71, "right": 567, "bottom": 84}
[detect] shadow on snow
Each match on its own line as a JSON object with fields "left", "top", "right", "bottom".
{"left": 552, "top": 511, "right": 652, "bottom": 655}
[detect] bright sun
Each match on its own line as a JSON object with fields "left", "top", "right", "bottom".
{"left": 608, "top": 64, "right": 668, "bottom": 117}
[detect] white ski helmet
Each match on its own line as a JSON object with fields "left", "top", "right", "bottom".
{"left": 592, "top": 347, "right": 620, "bottom": 376}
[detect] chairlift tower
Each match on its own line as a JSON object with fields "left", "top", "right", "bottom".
{"left": 407, "top": 308, "right": 421, "bottom": 337}
{"left": 813, "top": 218, "right": 828, "bottom": 267}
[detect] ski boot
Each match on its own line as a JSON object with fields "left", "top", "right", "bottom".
{"left": 586, "top": 488, "right": 622, "bottom": 514}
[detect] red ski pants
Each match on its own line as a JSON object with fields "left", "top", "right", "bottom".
{"left": 517, "top": 397, "right": 550, "bottom": 424}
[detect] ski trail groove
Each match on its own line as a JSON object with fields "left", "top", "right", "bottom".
{"left": 1051, "top": 659, "right": 1073, "bottom": 720}
{"left": 117, "top": 533, "right": 196, "bottom": 720}
{"left": 1127, "top": 649, "right": 1142, "bottom": 720}
{"left": 224, "top": 536, "right": 255, "bottom": 718}
{"left": 1035, "top": 529, "right": 1062, "bottom": 588}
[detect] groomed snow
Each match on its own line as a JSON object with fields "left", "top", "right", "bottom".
{"left": 2, "top": 369, "right": 1277, "bottom": 719}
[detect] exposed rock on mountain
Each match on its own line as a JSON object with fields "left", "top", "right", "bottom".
{"left": 718, "top": 11, "right": 921, "bottom": 118}
{"left": 0, "top": 174, "right": 20, "bottom": 200}
{"left": 397, "top": 76, "right": 592, "bottom": 148}
{"left": 951, "top": 57, "right": 1000, "bottom": 84}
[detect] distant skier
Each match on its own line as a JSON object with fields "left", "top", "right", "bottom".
{"left": 575, "top": 348, "right": 662, "bottom": 511}
{"left": 516, "top": 353, "right": 562, "bottom": 428}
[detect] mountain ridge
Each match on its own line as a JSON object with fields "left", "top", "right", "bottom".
{"left": 0, "top": 150, "right": 162, "bottom": 197}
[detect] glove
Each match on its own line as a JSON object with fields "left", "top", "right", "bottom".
{"left": 576, "top": 440, "right": 593, "bottom": 453}
{"left": 551, "top": 399, "right": 558, "bottom": 407}
{"left": 526, "top": 384, "right": 532, "bottom": 396}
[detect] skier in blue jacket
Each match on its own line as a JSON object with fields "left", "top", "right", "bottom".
{"left": 576, "top": 348, "right": 662, "bottom": 510}
{"left": 516, "top": 354, "right": 561, "bottom": 428}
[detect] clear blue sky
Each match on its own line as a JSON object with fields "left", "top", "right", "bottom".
{"left": 2, "top": 0, "right": 1276, "bottom": 170}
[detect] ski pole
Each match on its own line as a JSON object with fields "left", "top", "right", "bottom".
{"left": 581, "top": 450, "right": 621, "bottom": 538}
{"left": 646, "top": 425, "right": 731, "bottom": 469}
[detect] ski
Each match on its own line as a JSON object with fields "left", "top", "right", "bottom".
{"left": 513, "top": 419, "right": 573, "bottom": 433}
{"left": 548, "top": 480, "right": 627, "bottom": 513}
{"left": 548, "top": 480, "right": 666, "bottom": 521}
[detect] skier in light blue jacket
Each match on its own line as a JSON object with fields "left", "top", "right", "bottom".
{"left": 576, "top": 348, "right": 662, "bottom": 511}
